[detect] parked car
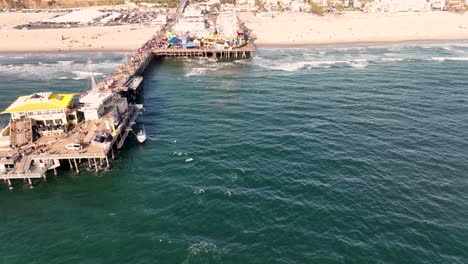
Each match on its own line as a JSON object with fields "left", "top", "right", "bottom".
{"left": 64, "top": 143, "right": 82, "bottom": 151}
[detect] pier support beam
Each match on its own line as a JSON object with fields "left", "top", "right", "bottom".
{"left": 27, "top": 178, "right": 33, "bottom": 189}
{"left": 105, "top": 156, "right": 110, "bottom": 169}
{"left": 73, "top": 159, "right": 79, "bottom": 174}
{"left": 7, "top": 179, "right": 12, "bottom": 191}
{"left": 68, "top": 159, "right": 73, "bottom": 170}
{"left": 94, "top": 158, "right": 99, "bottom": 174}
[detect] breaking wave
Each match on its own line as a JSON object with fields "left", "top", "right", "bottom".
{"left": 431, "top": 56, "right": 468, "bottom": 62}
{"left": 72, "top": 71, "right": 104, "bottom": 80}
{"left": 182, "top": 241, "right": 222, "bottom": 264}
{"left": 183, "top": 59, "right": 244, "bottom": 76}
{"left": 381, "top": 57, "right": 407, "bottom": 62}
{"left": 57, "top": 60, "right": 75, "bottom": 65}
{"left": 185, "top": 67, "right": 208, "bottom": 77}
{"left": 255, "top": 57, "right": 370, "bottom": 71}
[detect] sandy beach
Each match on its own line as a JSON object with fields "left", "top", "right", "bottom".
{"left": 1, "top": 11, "right": 468, "bottom": 52}
{"left": 0, "top": 12, "right": 160, "bottom": 52}
{"left": 239, "top": 11, "right": 468, "bottom": 46}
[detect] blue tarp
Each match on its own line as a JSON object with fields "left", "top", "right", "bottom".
{"left": 168, "top": 37, "right": 182, "bottom": 45}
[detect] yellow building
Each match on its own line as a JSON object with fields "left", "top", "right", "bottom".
{"left": 1, "top": 92, "right": 79, "bottom": 140}
{"left": 2, "top": 92, "right": 77, "bottom": 124}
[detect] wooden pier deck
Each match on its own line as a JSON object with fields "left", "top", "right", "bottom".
{"left": 0, "top": 104, "right": 142, "bottom": 188}
{"left": 152, "top": 42, "right": 254, "bottom": 59}
{"left": 0, "top": 0, "right": 255, "bottom": 190}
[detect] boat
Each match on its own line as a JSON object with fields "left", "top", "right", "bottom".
{"left": 136, "top": 127, "right": 146, "bottom": 143}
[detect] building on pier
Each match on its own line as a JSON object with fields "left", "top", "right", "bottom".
{"left": 2, "top": 92, "right": 78, "bottom": 125}
{"left": 0, "top": 1, "right": 252, "bottom": 189}
{"left": 0, "top": 88, "right": 141, "bottom": 188}
{"left": 0, "top": 92, "right": 79, "bottom": 148}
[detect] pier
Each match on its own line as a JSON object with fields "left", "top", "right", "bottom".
{"left": 0, "top": 1, "right": 253, "bottom": 190}
{"left": 152, "top": 43, "right": 254, "bottom": 59}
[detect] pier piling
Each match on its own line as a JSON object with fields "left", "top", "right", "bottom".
{"left": 73, "top": 159, "right": 79, "bottom": 174}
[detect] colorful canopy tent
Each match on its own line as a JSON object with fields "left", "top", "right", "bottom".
{"left": 168, "top": 37, "right": 182, "bottom": 46}
{"left": 166, "top": 31, "right": 176, "bottom": 40}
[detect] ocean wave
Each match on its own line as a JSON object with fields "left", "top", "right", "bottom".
{"left": 350, "top": 59, "right": 368, "bottom": 68}
{"left": 255, "top": 57, "right": 369, "bottom": 72}
{"left": 72, "top": 71, "right": 104, "bottom": 80}
{"left": 183, "top": 59, "right": 243, "bottom": 76}
{"left": 185, "top": 67, "right": 208, "bottom": 77}
{"left": 431, "top": 57, "right": 468, "bottom": 62}
{"left": 0, "top": 58, "right": 114, "bottom": 81}
{"left": 57, "top": 60, "right": 75, "bottom": 65}
{"left": 381, "top": 58, "right": 407, "bottom": 62}
{"left": 184, "top": 241, "right": 222, "bottom": 262}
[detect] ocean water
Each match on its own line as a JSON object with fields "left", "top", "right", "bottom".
{"left": 1, "top": 41, "right": 468, "bottom": 263}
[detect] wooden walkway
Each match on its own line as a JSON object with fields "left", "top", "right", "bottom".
{"left": 152, "top": 43, "right": 254, "bottom": 59}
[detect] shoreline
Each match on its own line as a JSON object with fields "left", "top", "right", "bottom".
{"left": 1, "top": 39, "right": 468, "bottom": 54}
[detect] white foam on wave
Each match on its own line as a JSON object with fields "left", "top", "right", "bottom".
{"left": 58, "top": 60, "right": 75, "bottom": 65}
{"left": 184, "top": 59, "right": 241, "bottom": 76}
{"left": 381, "top": 58, "right": 406, "bottom": 62}
{"left": 0, "top": 56, "right": 117, "bottom": 81}
{"left": 185, "top": 67, "right": 208, "bottom": 77}
{"left": 187, "top": 241, "right": 220, "bottom": 257}
{"left": 431, "top": 56, "right": 468, "bottom": 62}
{"left": 0, "top": 63, "right": 47, "bottom": 77}
{"left": 349, "top": 59, "right": 368, "bottom": 68}
{"left": 256, "top": 56, "right": 370, "bottom": 72}
{"left": 194, "top": 188, "right": 205, "bottom": 194}
{"left": 72, "top": 71, "right": 104, "bottom": 80}
{"left": 234, "top": 59, "right": 251, "bottom": 65}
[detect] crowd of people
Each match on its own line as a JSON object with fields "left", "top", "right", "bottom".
{"left": 105, "top": 0, "right": 188, "bottom": 91}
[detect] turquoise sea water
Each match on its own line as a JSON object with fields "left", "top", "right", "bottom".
{"left": 0, "top": 42, "right": 468, "bottom": 263}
